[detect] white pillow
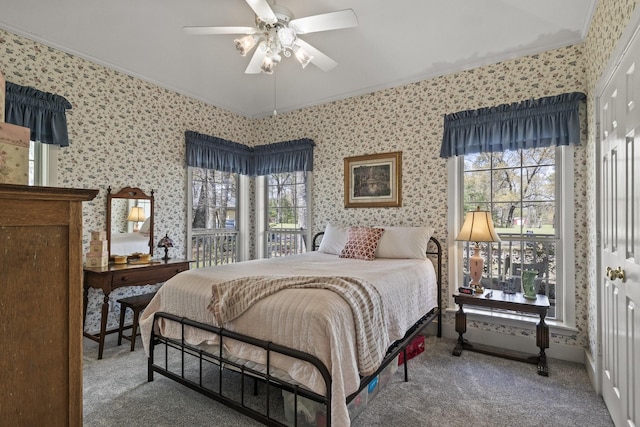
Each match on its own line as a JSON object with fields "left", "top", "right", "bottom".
{"left": 375, "top": 226, "right": 434, "bottom": 259}
{"left": 317, "top": 223, "right": 349, "bottom": 255}
{"left": 139, "top": 217, "right": 151, "bottom": 235}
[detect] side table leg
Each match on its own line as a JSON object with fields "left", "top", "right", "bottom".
{"left": 536, "top": 312, "right": 550, "bottom": 376}
{"left": 453, "top": 304, "right": 467, "bottom": 356}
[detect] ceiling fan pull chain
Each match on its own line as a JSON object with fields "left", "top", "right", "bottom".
{"left": 273, "top": 72, "right": 277, "bottom": 116}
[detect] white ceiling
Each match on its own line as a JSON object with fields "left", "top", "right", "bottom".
{"left": 0, "top": 0, "right": 596, "bottom": 118}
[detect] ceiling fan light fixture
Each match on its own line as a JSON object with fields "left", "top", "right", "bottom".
{"left": 234, "top": 34, "right": 259, "bottom": 56}
{"left": 260, "top": 56, "right": 275, "bottom": 74}
{"left": 293, "top": 46, "right": 313, "bottom": 68}
{"left": 277, "top": 27, "right": 297, "bottom": 48}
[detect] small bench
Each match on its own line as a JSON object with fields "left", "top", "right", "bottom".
{"left": 117, "top": 292, "right": 157, "bottom": 351}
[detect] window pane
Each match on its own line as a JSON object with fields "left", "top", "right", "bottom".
{"left": 492, "top": 202, "right": 519, "bottom": 230}
{"left": 523, "top": 146, "right": 555, "bottom": 167}
{"left": 492, "top": 150, "right": 521, "bottom": 169}
{"left": 191, "top": 169, "right": 237, "bottom": 229}
{"left": 492, "top": 169, "right": 520, "bottom": 203}
{"left": 524, "top": 201, "right": 556, "bottom": 235}
{"left": 463, "top": 170, "right": 491, "bottom": 208}
{"left": 523, "top": 165, "right": 555, "bottom": 202}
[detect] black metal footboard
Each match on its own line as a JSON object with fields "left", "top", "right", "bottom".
{"left": 148, "top": 312, "right": 332, "bottom": 426}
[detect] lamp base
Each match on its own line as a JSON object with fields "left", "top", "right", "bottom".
{"left": 161, "top": 247, "right": 170, "bottom": 261}
{"left": 469, "top": 242, "right": 485, "bottom": 295}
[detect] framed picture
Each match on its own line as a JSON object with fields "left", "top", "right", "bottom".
{"left": 344, "top": 151, "right": 402, "bottom": 208}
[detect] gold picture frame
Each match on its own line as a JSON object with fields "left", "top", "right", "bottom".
{"left": 344, "top": 151, "right": 402, "bottom": 208}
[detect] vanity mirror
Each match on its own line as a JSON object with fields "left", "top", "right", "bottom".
{"left": 106, "top": 186, "right": 154, "bottom": 258}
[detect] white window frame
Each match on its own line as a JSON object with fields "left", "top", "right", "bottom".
{"left": 256, "top": 172, "right": 313, "bottom": 259}
{"left": 448, "top": 146, "right": 576, "bottom": 332}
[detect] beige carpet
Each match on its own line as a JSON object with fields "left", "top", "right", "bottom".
{"left": 83, "top": 333, "right": 613, "bottom": 426}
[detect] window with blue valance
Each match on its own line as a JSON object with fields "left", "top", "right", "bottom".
{"left": 185, "top": 131, "right": 314, "bottom": 176}
{"left": 5, "top": 81, "right": 73, "bottom": 147}
{"left": 440, "top": 92, "right": 586, "bottom": 158}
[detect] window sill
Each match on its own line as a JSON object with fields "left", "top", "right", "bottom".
{"left": 445, "top": 307, "right": 578, "bottom": 337}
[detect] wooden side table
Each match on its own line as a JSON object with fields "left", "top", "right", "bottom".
{"left": 83, "top": 258, "right": 190, "bottom": 359}
{"left": 452, "top": 289, "right": 550, "bottom": 376}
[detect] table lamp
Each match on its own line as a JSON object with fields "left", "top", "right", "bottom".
{"left": 127, "top": 206, "right": 146, "bottom": 232}
{"left": 456, "top": 206, "right": 501, "bottom": 294}
{"left": 157, "top": 233, "right": 174, "bottom": 261}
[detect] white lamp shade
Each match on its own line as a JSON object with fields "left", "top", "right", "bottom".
{"left": 127, "top": 206, "right": 146, "bottom": 223}
{"left": 455, "top": 208, "right": 501, "bottom": 243}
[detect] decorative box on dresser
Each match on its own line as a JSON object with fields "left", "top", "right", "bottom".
{"left": 0, "top": 184, "right": 98, "bottom": 427}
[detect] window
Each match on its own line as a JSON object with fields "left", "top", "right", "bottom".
{"left": 459, "top": 146, "right": 574, "bottom": 320}
{"left": 188, "top": 167, "right": 238, "bottom": 267}
{"left": 28, "top": 141, "right": 55, "bottom": 186}
{"left": 266, "top": 171, "right": 310, "bottom": 257}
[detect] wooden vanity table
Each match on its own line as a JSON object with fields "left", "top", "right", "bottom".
{"left": 83, "top": 258, "right": 190, "bottom": 359}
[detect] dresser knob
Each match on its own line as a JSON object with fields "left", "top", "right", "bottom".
{"left": 121, "top": 277, "right": 129, "bottom": 282}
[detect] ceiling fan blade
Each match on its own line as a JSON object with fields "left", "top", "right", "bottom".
{"left": 245, "top": 0, "right": 277, "bottom": 23}
{"left": 245, "top": 42, "right": 267, "bottom": 74}
{"left": 293, "top": 39, "right": 337, "bottom": 72}
{"left": 183, "top": 26, "right": 257, "bottom": 35}
{"left": 289, "top": 9, "right": 358, "bottom": 34}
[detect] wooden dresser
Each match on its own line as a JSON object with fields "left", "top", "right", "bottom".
{"left": 0, "top": 184, "right": 98, "bottom": 427}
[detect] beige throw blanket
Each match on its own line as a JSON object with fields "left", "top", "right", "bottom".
{"left": 208, "top": 275, "right": 389, "bottom": 376}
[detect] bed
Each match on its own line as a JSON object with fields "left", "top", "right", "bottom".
{"left": 140, "top": 225, "right": 442, "bottom": 426}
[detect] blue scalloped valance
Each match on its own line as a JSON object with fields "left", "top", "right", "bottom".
{"left": 440, "top": 92, "right": 586, "bottom": 158}
{"left": 186, "top": 131, "right": 254, "bottom": 175}
{"left": 185, "top": 131, "right": 314, "bottom": 176}
{"left": 5, "top": 82, "right": 73, "bottom": 147}
{"left": 253, "top": 138, "right": 315, "bottom": 175}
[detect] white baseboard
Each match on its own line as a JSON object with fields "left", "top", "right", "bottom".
{"left": 425, "top": 322, "right": 586, "bottom": 364}
{"left": 584, "top": 349, "right": 600, "bottom": 393}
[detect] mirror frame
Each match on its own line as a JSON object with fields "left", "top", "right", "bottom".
{"left": 106, "top": 186, "right": 154, "bottom": 259}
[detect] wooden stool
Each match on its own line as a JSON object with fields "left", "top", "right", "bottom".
{"left": 117, "top": 292, "right": 157, "bottom": 351}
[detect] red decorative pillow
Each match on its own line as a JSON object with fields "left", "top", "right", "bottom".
{"left": 339, "top": 226, "right": 385, "bottom": 261}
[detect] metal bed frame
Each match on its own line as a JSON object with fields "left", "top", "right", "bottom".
{"left": 147, "top": 234, "right": 442, "bottom": 426}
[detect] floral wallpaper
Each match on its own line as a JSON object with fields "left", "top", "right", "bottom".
{"left": 1, "top": 0, "right": 637, "bottom": 350}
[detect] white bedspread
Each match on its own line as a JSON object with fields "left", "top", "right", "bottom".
{"left": 139, "top": 252, "right": 438, "bottom": 427}
{"left": 110, "top": 232, "right": 149, "bottom": 256}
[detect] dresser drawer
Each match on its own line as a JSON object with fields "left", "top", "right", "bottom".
{"left": 111, "top": 262, "right": 189, "bottom": 288}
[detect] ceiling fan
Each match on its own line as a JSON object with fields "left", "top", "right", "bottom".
{"left": 183, "top": 0, "right": 358, "bottom": 74}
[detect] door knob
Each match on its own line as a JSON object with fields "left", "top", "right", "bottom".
{"left": 606, "top": 266, "right": 626, "bottom": 282}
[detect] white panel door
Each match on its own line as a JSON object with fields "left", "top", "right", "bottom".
{"left": 600, "top": 25, "right": 640, "bottom": 427}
